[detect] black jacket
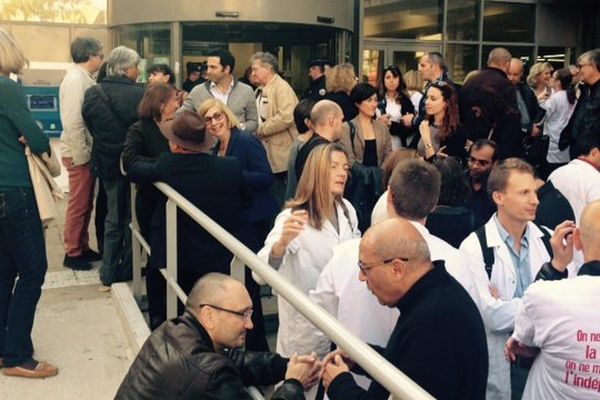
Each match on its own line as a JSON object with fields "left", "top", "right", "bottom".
{"left": 327, "top": 261, "right": 488, "bottom": 400}
{"left": 122, "top": 119, "right": 170, "bottom": 237}
{"left": 82, "top": 76, "right": 144, "bottom": 179}
{"left": 325, "top": 91, "right": 358, "bottom": 122}
{"left": 127, "top": 153, "right": 251, "bottom": 282}
{"left": 515, "top": 82, "right": 545, "bottom": 134}
{"left": 378, "top": 94, "right": 415, "bottom": 147}
{"left": 115, "top": 312, "right": 304, "bottom": 400}
{"left": 303, "top": 75, "right": 327, "bottom": 101}
{"left": 294, "top": 133, "right": 331, "bottom": 179}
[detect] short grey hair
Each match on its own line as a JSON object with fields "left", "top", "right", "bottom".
{"left": 488, "top": 47, "right": 512, "bottom": 66}
{"left": 578, "top": 48, "right": 600, "bottom": 72}
{"left": 250, "top": 51, "right": 278, "bottom": 73}
{"left": 71, "top": 37, "right": 102, "bottom": 64}
{"left": 186, "top": 273, "right": 235, "bottom": 309}
{"left": 106, "top": 46, "right": 140, "bottom": 77}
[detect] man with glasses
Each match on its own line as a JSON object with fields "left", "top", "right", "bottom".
{"left": 116, "top": 273, "right": 320, "bottom": 399}
{"left": 59, "top": 37, "right": 104, "bottom": 271}
{"left": 466, "top": 139, "right": 498, "bottom": 229}
{"left": 321, "top": 218, "right": 488, "bottom": 400}
{"left": 562, "top": 49, "right": 600, "bottom": 159}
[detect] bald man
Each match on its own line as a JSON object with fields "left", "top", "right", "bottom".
{"left": 294, "top": 99, "right": 345, "bottom": 179}
{"left": 322, "top": 218, "right": 488, "bottom": 400}
{"left": 115, "top": 273, "right": 319, "bottom": 400}
{"left": 506, "top": 200, "right": 600, "bottom": 400}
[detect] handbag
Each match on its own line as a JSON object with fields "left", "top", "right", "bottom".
{"left": 522, "top": 135, "right": 549, "bottom": 168}
{"left": 25, "top": 146, "right": 65, "bottom": 226}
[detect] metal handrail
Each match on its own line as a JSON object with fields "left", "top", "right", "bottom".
{"left": 130, "top": 182, "right": 434, "bottom": 400}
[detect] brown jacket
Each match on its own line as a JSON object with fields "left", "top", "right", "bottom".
{"left": 339, "top": 116, "right": 392, "bottom": 168}
{"left": 256, "top": 74, "right": 299, "bottom": 173}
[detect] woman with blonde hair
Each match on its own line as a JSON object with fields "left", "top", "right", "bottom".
{"left": 258, "top": 142, "right": 359, "bottom": 360}
{"left": 324, "top": 63, "right": 358, "bottom": 121}
{"left": 199, "top": 98, "right": 277, "bottom": 351}
{"left": 0, "top": 28, "right": 58, "bottom": 378}
{"left": 403, "top": 69, "right": 424, "bottom": 113}
{"left": 527, "top": 61, "right": 553, "bottom": 103}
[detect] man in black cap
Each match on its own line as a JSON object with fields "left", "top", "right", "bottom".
{"left": 302, "top": 59, "right": 331, "bottom": 101}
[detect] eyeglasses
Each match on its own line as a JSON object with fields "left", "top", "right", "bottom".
{"left": 204, "top": 112, "right": 225, "bottom": 125}
{"left": 357, "top": 257, "right": 408, "bottom": 274}
{"left": 577, "top": 63, "right": 590, "bottom": 69}
{"left": 199, "top": 304, "right": 253, "bottom": 322}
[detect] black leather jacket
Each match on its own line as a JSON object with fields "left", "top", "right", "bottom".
{"left": 115, "top": 312, "right": 305, "bottom": 400}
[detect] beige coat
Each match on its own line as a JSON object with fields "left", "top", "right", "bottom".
{"left": 256, "top": 74, "right": 299, "bottom": 173}
{"left": 339, "top": 116, "right": 392, "bottom": 168}
{"left": 25, "top": 146, "right": 64, "bottom": 227}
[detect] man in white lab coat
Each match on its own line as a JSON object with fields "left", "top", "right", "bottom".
{"left": 548, "top": 134, "right": 600, "bottom": 224}
{"left": 460, "top": 158, "right": 576, "bottom": 399}
{"left": 506, "top": 200, "right": 600, "bottom": 400}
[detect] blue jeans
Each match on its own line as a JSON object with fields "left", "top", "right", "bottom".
{"left": 100, "top": 178, "right": 132, "bottom": 286}
{"left": 0, "top": 188, "right": 47, "bottom": 367}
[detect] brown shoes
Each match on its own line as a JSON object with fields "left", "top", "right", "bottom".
{"left": 3, "top": 361, "right": 58, "bottom": 379}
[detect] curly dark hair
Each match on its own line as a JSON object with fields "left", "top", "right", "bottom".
{"left": 432, "top": 156, "right": 471, "bottom": 207}
{"left": 426, "top": 81, "right": 460, "bottom": 141}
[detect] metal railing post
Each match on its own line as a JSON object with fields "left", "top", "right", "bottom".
{"left": 130, "top": 184, "right": 143, "bottom": 303}
{"left": 230, "top": 256, "right": 246, "bottom": 285}
{"left": 165, "top": 199, "right": 178, "bottom": 319}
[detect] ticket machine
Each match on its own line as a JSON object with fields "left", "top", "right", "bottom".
{"left": 20, "top": 69, "right": 65, "bottom": 138}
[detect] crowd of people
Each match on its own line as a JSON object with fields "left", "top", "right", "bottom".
{"left": 1, "top": 25, "right": 599, "bottom": 400}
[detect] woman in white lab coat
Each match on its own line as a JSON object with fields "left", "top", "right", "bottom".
{"left": 258, "top": 142, "right": 360, "bottom": 358}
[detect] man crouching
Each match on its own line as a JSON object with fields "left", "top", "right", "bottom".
{"left": 115, "top": 273, "right": 319, "bottom": 399}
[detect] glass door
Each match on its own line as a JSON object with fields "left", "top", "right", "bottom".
{"left": 362, "top": 41, "right": 440, "bottom": 86}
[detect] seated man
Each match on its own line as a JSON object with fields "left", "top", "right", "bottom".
{"left": 506, "top": 200, "right": 600, "bottom": 400}
{"left": 322, "top": 218, "right": 488, "bottom": 400}
{"left": 115, "top": 273, "right": 319, "bottom": 399}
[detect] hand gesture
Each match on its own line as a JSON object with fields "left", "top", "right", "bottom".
{"left": 549, "top": 220, "right": 576, "bottom": 272}
{"left": 401, "top": 113, "right": 414, "bottom": 128}
{"left": 322, "top": 354, "right": 349, "bottom": 390}
{"left": 505, "top": 337, "right": 539, "bottom": 362}
{"left": 419, "top": 120, "right": 431, "bottom": 140}
{"left": 378, "top": 114, "right": 392, "bottom": 127}
{"left": 271, "top": 210, "right": 309, "bottom": 257}
{"left": 489, "top": 284, "right": 500, "bottom": 300}
{"left": 285, "top": 352, "right": 321, "bottom": 390}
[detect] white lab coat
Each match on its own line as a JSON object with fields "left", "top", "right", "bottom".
{"left": 257, "top": 199, "right": 360, "bottom": 358}
{"left": 460, "top": 217, "right": 566, "bottom": 400}
{"left": 548, "top": 159, "right": 600, "bottom": 224}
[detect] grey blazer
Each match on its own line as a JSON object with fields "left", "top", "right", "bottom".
{"left": 177, "top": 79, "right": 258, "bottom": 133}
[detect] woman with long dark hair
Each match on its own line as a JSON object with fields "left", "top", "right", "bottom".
{"left": 377, "top": 65, "right": 415, "bottom": 149}
{"left": 418, "top": 81, "right": 467, "bottom": 161}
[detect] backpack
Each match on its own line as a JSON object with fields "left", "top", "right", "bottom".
{"left": 475, "top": 224, "right": 553, "bottom": 280}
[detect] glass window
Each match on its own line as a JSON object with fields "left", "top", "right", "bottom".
{"left": 483, "top": 1, "right": 535, "bottom": 43}
{"left": 0, "top": 0, "right": 106, "bottom": 24}
{"left": 362, "top": 49, "right": 384, "bottom": 86}
{"left": 447, "top": 0, "right": 480, "bottom": 41}
{"left": 537, "top": 47, "right": 574, "bottom": 71}
{"left": 181, "top": 23, "right": 339, "bottom": 95}
{"left": 364, "top": 0, "right": 443, "bottom": 40}
{"left": 445, "top": 44, "right": 479, "bottom": 84}
{"left": 117, "top": 24, "right": 171, "bottom": 83}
